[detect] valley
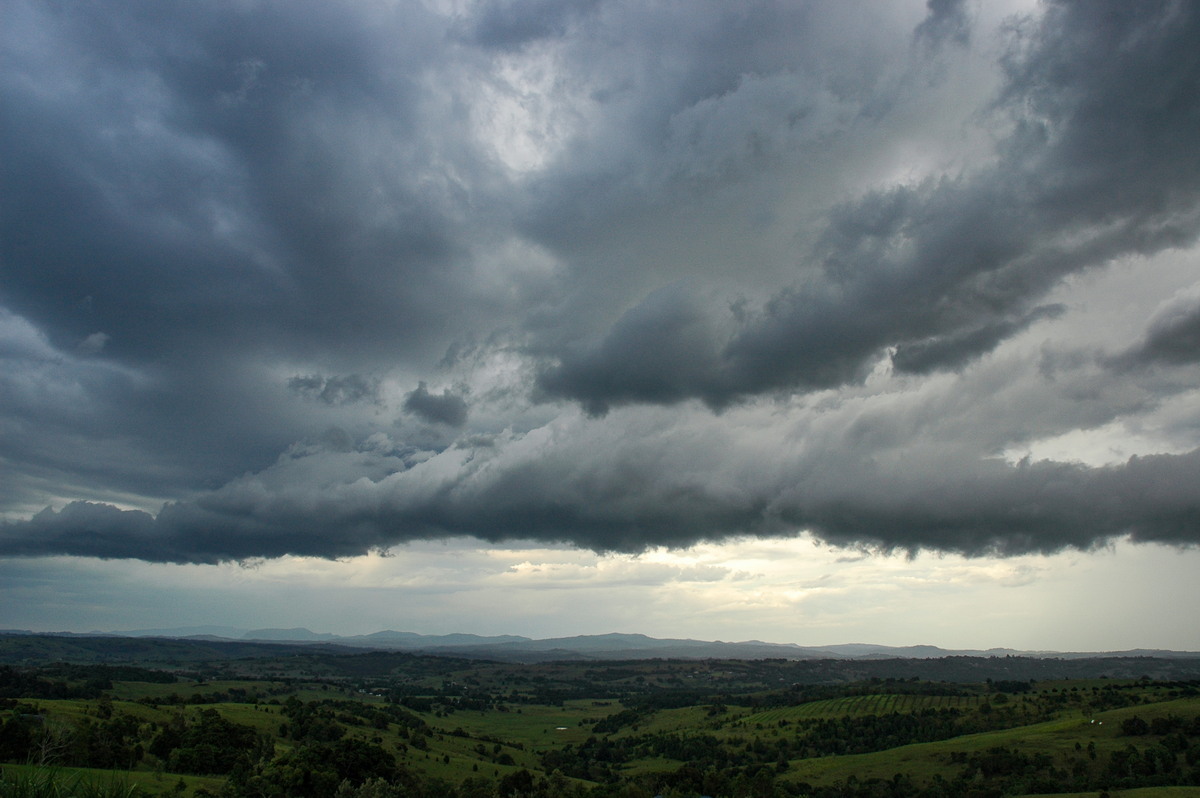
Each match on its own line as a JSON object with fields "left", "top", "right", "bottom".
{"left": 2, "top": 634, "right": 1200, "bottom": 796}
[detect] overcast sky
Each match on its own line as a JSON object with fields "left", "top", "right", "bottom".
{"left": 3, "top": 0, "right": 1200, "bottom": 650}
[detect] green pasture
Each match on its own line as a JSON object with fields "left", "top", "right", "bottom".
{"left": 778, "top": 715, "right": 1088, "bottom": 787}
{"left": 13, "top": 700, "right": 96, "bottom": 727}
{"left": 616, "top": 756, "right": 680, "bottom": 777}
{"left": 419, "top": 700, "right": 619, "bottom": 751}
{"left": 1091, "top": 697, "right": 1200, "bottom": 729}
{"left": 175, "top": 702, "right": 283, "bottom": 736}
{"left": 781, "top": 694, "right": 1200, "bottom": 787}
{"left": 5, "top": 669, "right": 1199, "bottom": 794}
{"left": 398, "top": 738, "right": 539, "bottom": 784}
{"left": 1034, "top": 679, "right": 1182, "bottom": 694}
{"left": 108, "top": 678, "right": 348, "bottom": 707}
{"left": 108, "top": 679, "right": 274, "bottom": 702}
{"left": 739, "top": 693, "right": 985, "bottom": 726}
{"left": 614, "top": 706, "right": 715, "bottom": 736}
{"left": 286, "top": 686, "right": 355, "bottom": 703}
{"left": 22, "top": 699, "right": 189, "bottom": 729}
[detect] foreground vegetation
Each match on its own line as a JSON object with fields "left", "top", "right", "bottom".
{"left": 3, "top": 638, "right": 1200, "bottom": 796}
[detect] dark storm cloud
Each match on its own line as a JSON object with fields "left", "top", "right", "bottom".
{"left": 0, "top": 0, "right": 496, "bottom": 503}
{"left": 537, "top": 0, "right": 1200, "bottom": 410}
{"left": 289, "top": 374, "right": 381, "bottom": 406}
{"left": 403, "top": 383, "right": 469, "bottom": 427}
{"left": 4, "top": 0, "right": 1200, "bottom": 567}
{"left": 914, "top": 0, "right": 971, "bottom": 49}
{"left": 0, "top": 0, "right": 488, "bottom": 367}
{"left": 4, "top": 440, "right": 1200, "bottom": 563}
{"left": 535, "top": 285, "right": 727, "bottom": 415}
{"left": 1139, "top": 310, "right": 1200, "bottom": 367}
{"left": 469, "top": 0, "right": 604, "bottom": 50}
{"left": 792, "top": 450, "right": 1200, "bottom": 555}
{"left": 1113, "top": 289, "right": 1200, "bottom": 368}
{"left": 891, "top": 304, "right": 1065, "bottom": 375}
{"left": 1, "top": 503, "right": 159, "bottom": 561}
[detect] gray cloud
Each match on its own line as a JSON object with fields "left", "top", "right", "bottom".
{"left": 537, "top": 0, "right": 1200, "bottom": 410}
{"left": 289, "top": 374, "right": 380, "bottom": 406}
{"left": 4, "top": 431, "right": 1200, "bottom": 563}
{"left": 468, "top": 0, "right": 604, "bottom": 50}
{"left": 0, "top": 0, "right": 498, "bottom": 506}
{"left": 0, "top": 0, "right": 499, "bottom": 369}
{"left": 2, "top": 0, "right": 1200, "bottom": 567}
{"left": 535, "top": 285, "right": 728, "bottom": 415}
{"left": 1115, "top": 286, "right": 1200, "bottom": 368}
{"left": 914, "top": 0, "right": 971, "bottom": 49}
{"left": 891, "top": 304, "right": 1065, "bottom": 375}
{"left": 403, "top": 382, "right": 469, "bottom": 427}
{"left": 2, "top": 503, "right": 159, "bottom": 561}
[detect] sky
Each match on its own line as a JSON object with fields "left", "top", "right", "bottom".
{"left": 2, "top": 0, "right": 1200, "bottom": 651}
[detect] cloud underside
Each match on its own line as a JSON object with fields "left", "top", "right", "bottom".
{"left": 2, "top": 0, "right": 1200, "bottom": 564}
{"left": 4, "top": 442, "right": 1200, "bottom": 563}
{"left": 538, "top": 1, "right": 1200, "bottom": 412}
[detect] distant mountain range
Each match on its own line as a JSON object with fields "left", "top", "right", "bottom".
{"left": 39, "top": 626, "right": 1188, "bottom": 664}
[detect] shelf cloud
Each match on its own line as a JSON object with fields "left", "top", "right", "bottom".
{"left": 3, "top": 0, "right": 1200, "bottom": 567}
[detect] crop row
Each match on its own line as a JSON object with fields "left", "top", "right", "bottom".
{"left": 745, "top": 693, "right": 982, "bottom": 724}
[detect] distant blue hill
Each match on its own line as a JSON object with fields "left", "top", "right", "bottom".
{"left": 242, "top": 627, "right": 339, "bottom": 641}
{"left": 89, "top": 626, "right": 1200, "bottom": 663}
{"left": 110, "top": 625, "right": 251, "bottom": 640}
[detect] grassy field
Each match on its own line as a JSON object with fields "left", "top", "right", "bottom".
{"left": 4, "top": 651, "right": 1199, "bottom": 796}
{"left": 421, "top": 699, "right": 622, "bottom": 751}
{"left": 738, "top": 693, "right": 985, "bottom": 725}
{"left": 779, "top": 694, "right": 1200, "bottom": 787}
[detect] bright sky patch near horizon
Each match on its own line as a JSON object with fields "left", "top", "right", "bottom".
{"left": 3, "top": 0, "right": 1200, "bottom": 650}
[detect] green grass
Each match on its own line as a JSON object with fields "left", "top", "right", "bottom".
{"left": 19, "top": 700, "right": 181, "bottom": 731}
{"left": 0, "top": 765, "right": 223, "bottom": 798}
{"left": 0, "top": 767, "right": 141, "bottom": 798}
{"left": 5, "top": 670, "right": 1200, "bottom": 793}
{"left": 738, "top": 693, "right": 983, "bottom": 726}
{"left": 108, "top": 679, "right": 279, "bottom": 702}
{"left": 616, "top": 706, "right": 713, "bottom": 736}
{"left": 779, "top": 694, "right": 1200, "bottom": 788}
{"left": 181, "top": 702, "right": 283, "bottom": 736}
{"left": 418, "top": 701, "right": 623, "bottom": 753}
{"left": 283, "top": 689, "right": 1200, "bottom": 788}
{"left": 1021, "top": 790, "right": 1200, "bottom": 798}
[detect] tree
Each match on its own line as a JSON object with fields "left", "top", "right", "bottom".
{"left": 1121, "top": 716, "right": 1149, "bottom": 736}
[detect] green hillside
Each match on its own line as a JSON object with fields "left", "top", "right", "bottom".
{"left": 2, "top": 642, "right": 1199, "bottom": 796}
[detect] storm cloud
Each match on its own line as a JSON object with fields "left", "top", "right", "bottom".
{"left": 537, "top": 0, "right": 1200, "bottom": 410}
{"left": 290, "top": 374, "right": 381, "bottom": 406}
{"left": 403, "top": 382, "right": 469, "bottom": 427}
{"left": 1115, "top": 286, "right": 1200, "bottom": 368}
{"left": 4, "top": 424, "right": 1200, "bottom": 563}
{"left": 3, "top": 0, "right": 1200, "bottom": 566}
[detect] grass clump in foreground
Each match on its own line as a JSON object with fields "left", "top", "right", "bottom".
{"left": 0, "top": 768, "right": 142, "bottom": 798}
{"left": 1022, "top": 790, "right": 1200, "bottom": 797}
